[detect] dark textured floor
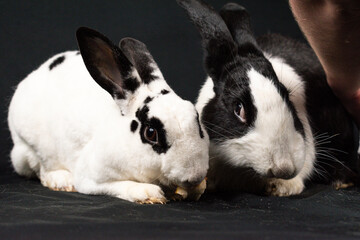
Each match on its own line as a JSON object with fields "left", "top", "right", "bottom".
{"left": 1, "top": 172, "right": 360, "bottom": 240}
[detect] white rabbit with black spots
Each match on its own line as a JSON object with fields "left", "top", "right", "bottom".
{"left": 8, "top": 27, "right": 209, "bottom": 204}
{"left": 177, "top": 0, "right": 359, "bottom": 196}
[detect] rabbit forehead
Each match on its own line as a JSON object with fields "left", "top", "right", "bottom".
{"left": 147, "top": 93, "right": 200, "bottom": 137}
{"left": 247, "top": 67, "right": 304, "bottom": 135}
{"left": 248, "top": 68, "right": 300, "bottom": 135}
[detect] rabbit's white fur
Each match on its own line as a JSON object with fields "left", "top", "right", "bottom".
{"left": 196, "top": 58, "right": 315, "bottom": 196}
{"left": 9, "top": 48, "right": 209, "bottom": 203}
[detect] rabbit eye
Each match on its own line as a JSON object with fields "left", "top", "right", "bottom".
{"left": 144, "top": 126, "right": 158, "bottom": 144}
{"left": 234, "top": 102, "right": 246, "bottom": 123}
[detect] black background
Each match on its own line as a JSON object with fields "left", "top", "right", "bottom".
{"left": 0, "top": 0, "right": 303, "bottom": 174}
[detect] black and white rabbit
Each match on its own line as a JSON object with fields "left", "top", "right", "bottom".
{"left": 177, "top": 0, "right": 359, "bottom": 196}
{"left": 8, "top": 27, "right": 209, "bottom": 203}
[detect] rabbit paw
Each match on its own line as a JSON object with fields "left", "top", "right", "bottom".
{"left": 126, "top": 183, "right": 167, "bottom": 204}
{"left": 41, "top": 170, "right": 76, "bottom": 192}
{"left": 333, "top": 181, "right": 354, "bottom": 190}
{"left": 266, "top": 177, "right": 304, "bottom": 197}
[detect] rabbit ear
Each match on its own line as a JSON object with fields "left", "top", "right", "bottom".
{"left": 176, "top": 0, "right": 238, "bottom": 81}
{"left": 219, "top": 3, "right": 263, "bottom": 57}
{"left": 119, "top": 38, "right": 163, "bottom": 84}
{"left": 76, "top": 27, "right": 140, "bottom": 100}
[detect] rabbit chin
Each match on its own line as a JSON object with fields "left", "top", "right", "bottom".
{"left": 159, "top": 139, "right": 209, "bottom": 188}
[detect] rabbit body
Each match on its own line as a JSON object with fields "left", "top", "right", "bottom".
{"left": 8, "top": 28, "right": 209, "bottom": 203}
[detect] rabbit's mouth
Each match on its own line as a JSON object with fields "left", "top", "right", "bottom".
{"left": 265, "top": 168, "right": 297, "bottom": 180}
{"left": 160, "top": 178, "right": 207, "bottom": 202}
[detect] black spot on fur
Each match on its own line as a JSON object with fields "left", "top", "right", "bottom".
{"left": 144, "top": 96, "right": 153, "bottom": 104}
{"left": 130, "top": 120, "right": 138, "bottom": 132}
{"left": 196, "top": 113, "right": 204, "bottom": 139}
{"left": 161, "top": 89, "right": 170, "bottom": 95}
{"left": 124, "top": 77, "right": 140, "bottom": 93}
{"left": 138, "top": 66, "right": 158, "bottom": 84}
{"left": 76, "top": 51, "right": 80, "bottom": 55}
{"left": 49, "top": 55, "right": 65, "bottom": 70}
{"left": 135, "top": 106, "right": 150, "bottom": 122}
{"left": 136, "top": 106, "right": 170, "bottom": 154}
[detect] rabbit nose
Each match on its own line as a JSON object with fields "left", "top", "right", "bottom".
{"left": 268, "top": 167, "right": 296, "bottom": 180}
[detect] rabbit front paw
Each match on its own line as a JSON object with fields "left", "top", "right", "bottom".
{"left": 41, "top": 169, "right": 76, "bottom": 192}
{"left": 125, "top": 183, "right": 167, "bottom": 204}
{"left": 266, "top": 177, "right": 304, "bottom": 197}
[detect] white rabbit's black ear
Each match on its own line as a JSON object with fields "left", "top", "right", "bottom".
{"left": 219, "top": 3, "right": 263, "bottom": 57}
{"left": 119, "top": 38, "right": 161, "bottom": 84}
{"left": 176, "top": 0, "right": 238, "bottom": 82}
{"left": 76, "top": 27, "right": 140, "bottom": 100}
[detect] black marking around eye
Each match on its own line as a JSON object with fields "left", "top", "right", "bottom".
{"left": 196, "top": 113, "right": 204, "bottom": 139}
{"left": 130, "top": 120, "right": 138, "bottom": 132}
{"left": 144, "top": 96, "right": 154, "bottom": 104}
{"left": 202, "top": 68, "right": 258, "bottom": 142}
{"left": 161, "top": 89, "right": 169, "bottom": 95}
{"left": 143, "top": 118, "right": 169, "bottom": 154}
{"left": 212, "top": 54, "right": 305, "bottom": 138}
{"left": 49, "top": 55, "right": 65, "bottom": 70}
{"left": 136, "top": 106, "right": 170, "bottom": 154}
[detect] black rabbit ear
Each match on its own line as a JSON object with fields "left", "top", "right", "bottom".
{"left": 177, "top": 0, "right": 238, "bottom": 81}
{"left": 119, "top": 38, "right": 162, "bottom": 84}
{"left": 76, "top": 27, "right": 140, "bottom": 100}
{"left": 219, "top": 3, "right": 263, "bottom": 57}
